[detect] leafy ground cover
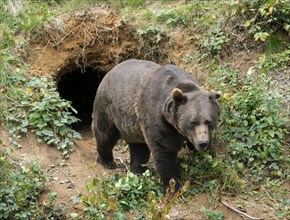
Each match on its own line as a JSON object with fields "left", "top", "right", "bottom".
{"left": 0, "top": 0, "right": 289, "bottom": 219}
{"left": 0, "top": 147, "right": 67, "bottom": 219}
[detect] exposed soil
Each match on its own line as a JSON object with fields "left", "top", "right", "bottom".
{"left": 1, "top": 126, "right": 284, "bottom": 219}
{"left": 28, "top": 7, "right": 171, "bottom": 77}
{"left": 1, "top": 6, "right": 288, "bottom": 220}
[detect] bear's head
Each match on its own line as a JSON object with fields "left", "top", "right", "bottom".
{"left": 166, "top": 88, "right": 221, "bottom": 151}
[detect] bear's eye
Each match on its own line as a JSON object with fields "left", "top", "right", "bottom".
{"left": 191, "top": 121, "right": 199, "bottom": 126}
{"left": 205, "top": 119, "right": 212, "bottom": 125}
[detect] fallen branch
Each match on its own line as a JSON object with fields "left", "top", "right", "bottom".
{"left": 220, "top": 200, "right": 264, "bottom": 220}
{"left": 59, "top": 167, "right": 80, "bottom": 194}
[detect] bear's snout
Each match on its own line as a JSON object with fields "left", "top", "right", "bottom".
{"left": 198, "top": 140, "right": 209, "bottom": 151}
{"left": 193, "top": 124, "right": 210, "bottom": 151}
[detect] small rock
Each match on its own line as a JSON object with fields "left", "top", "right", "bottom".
{"left": 60, "top": 181, "right": 65, "bottom": 184}
{"left": 67, "top": 183, "right": 74, "bottom": 189}
{"left": 60, "top": 160, "right": 67, "bottom": 167}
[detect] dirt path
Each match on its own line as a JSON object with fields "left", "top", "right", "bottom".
{"left": 2, "top": 127, "right": 283, "bottom": 219}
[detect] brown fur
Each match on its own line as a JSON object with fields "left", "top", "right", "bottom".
{"left": 92, "top": 59, "right": 220, "bottom": 191}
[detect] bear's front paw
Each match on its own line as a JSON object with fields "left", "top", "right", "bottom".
{"left": 97, "top": 156, "right": 117, "bottom": 169}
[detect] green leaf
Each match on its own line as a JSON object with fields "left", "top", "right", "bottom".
{"left": 36, "top": 121, "right": 47, "bottom": 129}
{"left": 41, "top": 129, "right": 54, "bottom": 137}
{"left": 29, "top": 112, "right": 40, "bottom": 124}
{"left": 268, "top": 130, "right": 275, "bottom": 138}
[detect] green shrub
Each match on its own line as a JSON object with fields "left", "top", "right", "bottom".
{"left": 237, "top": 0, "right": 290, "bottom": 41}
{"left": 259, "top": 44, "right": 290, "bottom": 71}
{"left": 138, "top": 26, "right": 163, "bottom": 44}
{"left": 200, "top": 26, "right": 229, "bottom": 59}
{"left": 180, "top": 152, "right": 244, "bottom": 196}
{"left": 82, "top": 170, "right": 163, "bottom": 219}
{"left": 0, "top": 148, "right": 67, "bottom": 219}
{"left": 5, "top": 74, "right": 81, "bottom": 158}
{"left": 211, "top": 67, "right": 288, "bottom": 181}
{"left": 0, "top": 149, "right": 46, "bottom": 219}
{"left": 82, "top": 170, "right": 189, "bottom": 219}
{"left": 0, "top": 1, "right": 81, "bottom": 157}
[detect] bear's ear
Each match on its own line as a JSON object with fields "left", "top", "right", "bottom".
{"left": 172, "top": 88, "right": 187, "bottom": 104}
{"left": 209, "top": 92, "right": 221, "bottom": 100}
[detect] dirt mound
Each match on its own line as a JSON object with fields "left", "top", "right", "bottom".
{"left": 28, "top": 7, "right": 170, "bottom": 78}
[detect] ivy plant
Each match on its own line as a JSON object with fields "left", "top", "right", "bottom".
{"left": 6, "top": 76, "right": 81, "bottom": 158}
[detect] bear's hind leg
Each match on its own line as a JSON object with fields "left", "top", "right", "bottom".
{"left": 94, "top": 119, "right": 120, "bottom": 169}
{"left": 129, "top": 143, "right": 150, "bottom": 174}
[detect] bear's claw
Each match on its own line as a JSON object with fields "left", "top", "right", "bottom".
{"left": 97, "top": 156, "right": 116, "bottom": 169}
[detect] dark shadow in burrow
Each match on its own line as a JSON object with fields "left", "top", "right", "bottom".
{"left": 58, "top": 67, "right": 104, "bottom": 131}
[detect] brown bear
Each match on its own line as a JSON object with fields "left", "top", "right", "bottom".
{"left": 92, "top": 59, "right": 220, "bottom": 191}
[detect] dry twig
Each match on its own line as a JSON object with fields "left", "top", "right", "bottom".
{"left": 220, "top": 199, "right": 264, "bottom": 220}
{"left": 59, "top": 167, "right": 80, "bottom": 194}
{"left": 34, "top": 41, "right": 51, "bottom": 65}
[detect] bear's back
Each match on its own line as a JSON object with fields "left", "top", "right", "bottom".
{"left": 98, "top": 59, "right": 160, "bottom": 99}
{"left": 95, "top": 59, "right": 161, "bottom": 143}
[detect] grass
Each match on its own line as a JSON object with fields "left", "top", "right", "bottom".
{"left": 0, "top": 0, "right": 55, "bottom": 104}
{"left": 126, "top": 0, "right": 232, "bottom": 32}
{"left": 0, "top": 0, "right": 289, "bottom": 219}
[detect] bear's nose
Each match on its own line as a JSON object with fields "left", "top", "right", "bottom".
{"left": 198, "top": 141, "right": 208, "bottom": 150}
